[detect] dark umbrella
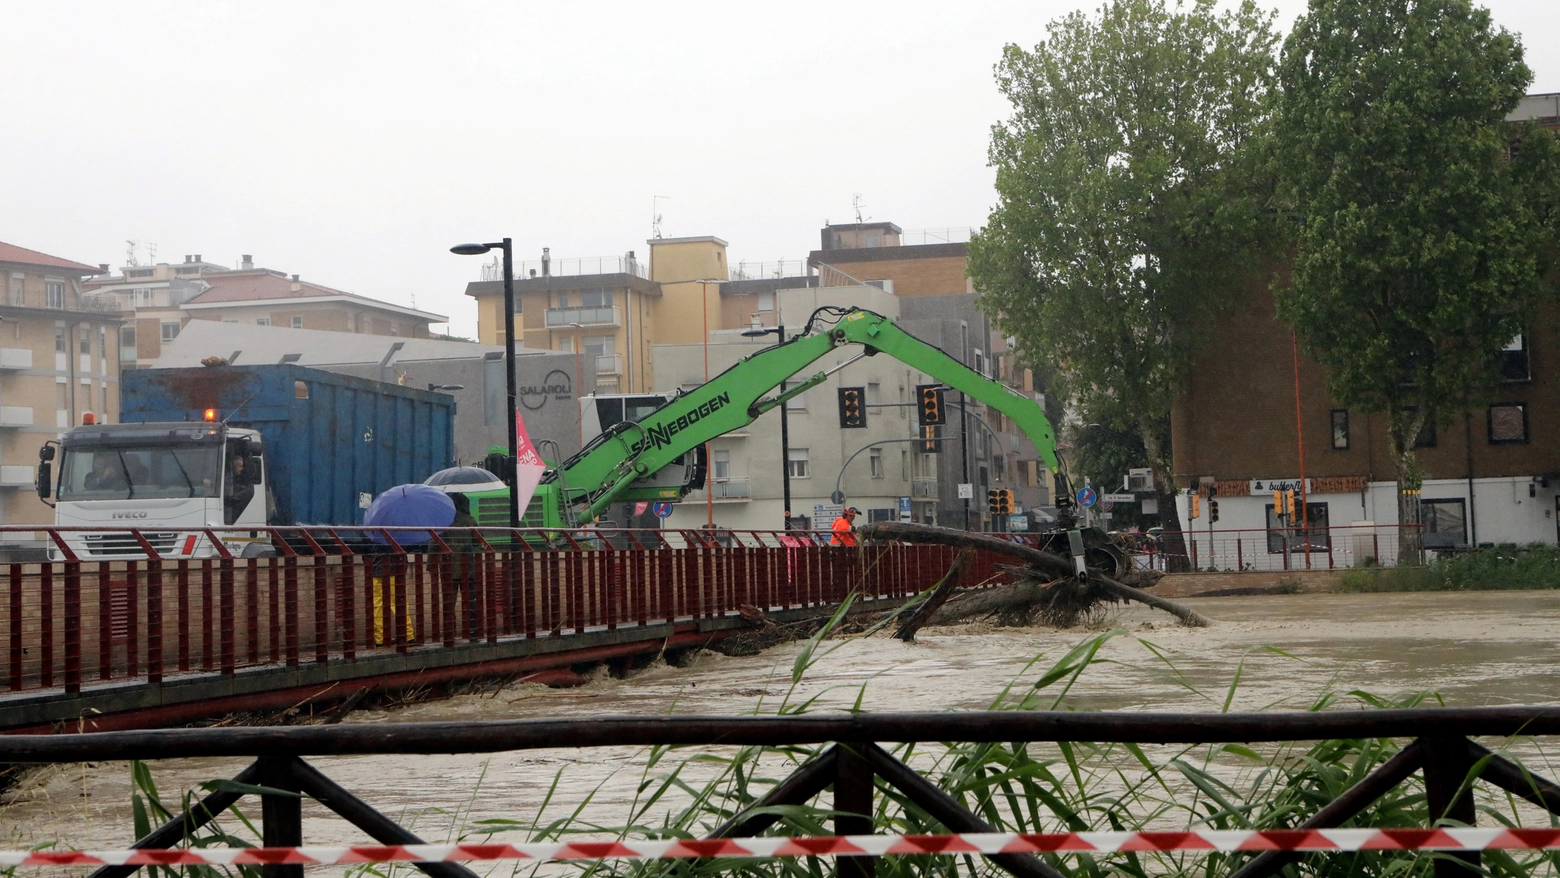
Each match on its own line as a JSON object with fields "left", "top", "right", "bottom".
{"left": 363, "top": 484, "right": 456, "bottom": 546}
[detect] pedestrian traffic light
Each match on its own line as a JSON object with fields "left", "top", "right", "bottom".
{"left": 1209, "top": 500, "right": 1220, "bottom": 524}
{"left": 987, "top": 489, "right": 1001, "bottom": 515}
{"left": 916, "top": 384, "right": 946, "bottom": 426}
{"left": 1190, "top": 493, "right": 1200, "bottom": 519}
{"left": 919, "top": 424, "right": 940, "bottom": 453}
{"left": 837, "top": 386, "right": 866, "bottom": 429}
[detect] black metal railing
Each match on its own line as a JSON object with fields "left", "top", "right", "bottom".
{"left": 6, "top": 707, "right": 1560, "bottom": 878}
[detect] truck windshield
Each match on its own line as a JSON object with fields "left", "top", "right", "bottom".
{"left": 58, "top": 444, "right": 223, "bottom": 501}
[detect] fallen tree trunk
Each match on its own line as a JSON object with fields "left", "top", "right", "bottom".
{"left": 861, "top": 522, "right": 1210, "bottom": 628}
{"left": 893, "top": 549, "right": 974, "bottom": 641}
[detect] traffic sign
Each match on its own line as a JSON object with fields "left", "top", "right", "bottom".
{"left": 1100, "top": 497, "right": 1114, "bottom": 513}
{"left": 1076, "top": 487, "right": 1097, "bottom": 508}
{"left": 957, "top": 483, "right": 974, "bottom": 499}
{"left": 652, "top": 501, "right": 673, "bottom": 519}
{"left": 1103, "top": 493, "right": 1136, "bottom": 504}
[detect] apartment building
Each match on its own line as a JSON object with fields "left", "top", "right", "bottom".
{"left": 85, "top": 255, "right": 446, "bottom": 368}
{"left": 0, "top": 241, "right": 119, "bottom": 525}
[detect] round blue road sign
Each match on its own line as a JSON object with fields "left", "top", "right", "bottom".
{"left": 1076, "top": 487, "right": 1097, "bottom": 508}
{"left": 652, "top": 501, "right": 674, "bottom": 519}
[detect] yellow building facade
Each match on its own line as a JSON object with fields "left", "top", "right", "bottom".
{"left": 0, "top": 241, "right": 120, "bottom": 527}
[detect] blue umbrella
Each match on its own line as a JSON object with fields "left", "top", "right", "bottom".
{"left": 363, "top": 484, "right": 456, "bottom": 546}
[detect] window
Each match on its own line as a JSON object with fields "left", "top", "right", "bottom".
{"left": 866, "top": 382, "right": 881, "bottom": 413}
{"left": 99, "top": 328, "right": 107, "bottom": 360}
{"left": 868, "top": 508, "right": 895, "bottom": 523}
{"left": 119, "top": 325, "right": 136, "bottom": 358}
{"left": 973, "top": 349, "right": 985, "bottom": 376}
{"left": 901, "top": 450, "right": 909, "bottom": 480}
{"left": 757, "top": 290, "right": 774, "bottom": 312}
{"left": 869, "top": 448, "right": 883, "bottom": 479}
{"left": 1498, "top": 334, "right": 1530, "bottom": 382}
{"left": 291, "top": 315, "right": 303, "bottom": 329}
{"left": 161, "top": 322, "right": 181, "bottom": 342}
{"left": 713, "top": 450, "right": 730, "bottom": 481}
{"left": 1265, "top": 502, "right": 1331, "bottom": 553}
{"left": 8, "top": 275, "right": 24, "bottom": 307}
{"left": 1421, "top": 498, "right": 1468, "bottom": 549}
{"left": 786, "top": 391, "right": 807, "bottom": 411}
{"left": 132, "top": 288, "right": 154, "bottom": 307}
{"left": 580, "top": 289, "right": 609, "bottom": 307}
{"left": 80, "top": 336, "right": 90, "bottom": 355}
{"left": 256, "top": 317, "right": 271, "bottom": 327}
{"left": 55, "top": 326, "right": 66, "bottom": 352}
{"left": 1488, "top": 402, "right": 1528, "bottom": 444}
{"left": 787, "top": 448, "right": 809, "bottom": 479}
{"left": 46, "top": 281, "right": 65, "bottom": 310}
{"left": 1330, "top": 409, "right": 1350, "bottom": 450}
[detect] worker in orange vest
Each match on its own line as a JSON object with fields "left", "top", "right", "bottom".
{"left": 831, "top": 506, "right": 860, "bottom": 547}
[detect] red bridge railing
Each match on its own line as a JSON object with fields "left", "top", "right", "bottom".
{"left": 0, "top": 527, "right": 999, "bottom": 697}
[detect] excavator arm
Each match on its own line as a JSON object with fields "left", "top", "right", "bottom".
{"left": 535, "top": 307, "right": 1065, "bottom": 527}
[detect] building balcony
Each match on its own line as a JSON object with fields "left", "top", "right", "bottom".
{"left": 912, "top": 477, "right": 939, "bottom": 498}
{"left": 593, "top": 354, "right": 623, "bottom": 375}
{"left": 547, "top": 305, "right": 622, "bottom": 328}
{"left": 0, "top": 348, "right": 33, "bottom": 370}
{"left": 688, "top": 479, "right": 751, "bottom": 503}
{"left": 0, "top": 406, "right": 33, "bottom": 428}
{"left": 712, "top": 479, "right": 751, "bottom": 500}
{"left": 0, "top": 465, "right": 34, "bottom": 489}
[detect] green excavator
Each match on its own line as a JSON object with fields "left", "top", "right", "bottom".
{"left": 458, "top": 306, "right": 1124, "bottom": 576}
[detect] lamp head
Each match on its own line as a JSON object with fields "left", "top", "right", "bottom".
{"left": 740, "top": 326, "right": 776, "bottom": 338}
{"left": 450, "top": 243, "right": 491, "bottom": 256}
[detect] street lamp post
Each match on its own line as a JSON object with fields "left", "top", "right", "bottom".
{"left": 451, "top": 239, "right": 519, "bottom": 529}
{"left": 740, "top": 323, "right": 791, "bottom": 529}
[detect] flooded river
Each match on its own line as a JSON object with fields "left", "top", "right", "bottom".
{"left": 5, "top": 590, "right": 1560, "bottom": 857}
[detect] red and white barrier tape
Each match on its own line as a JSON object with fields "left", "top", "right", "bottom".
{"left": 8, "top": 829, "right": 1560, "bottom": 866}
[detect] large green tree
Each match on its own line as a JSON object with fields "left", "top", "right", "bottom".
{"left": 1273, "top": 0, "right": 1559, "bottom": 563}
{"left": 969, "top": 0, "right": 1278, "bottom": 562}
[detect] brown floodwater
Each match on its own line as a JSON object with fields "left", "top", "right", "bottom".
{"left": 4, "top": 590, "right": 1559, "bottom": 860}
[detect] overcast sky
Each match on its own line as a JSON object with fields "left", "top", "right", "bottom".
{"left": 4, "top": 1, "right": 1556, "bottom": 339}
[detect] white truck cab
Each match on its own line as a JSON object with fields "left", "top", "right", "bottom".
{"left": 41, "top": 421, "right": 271, "bottom": 560}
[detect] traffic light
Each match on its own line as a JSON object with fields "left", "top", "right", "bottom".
{"left": 1209, "top": 500, "right": 1220, "bottom": 524}
{"left": 1272, "top": 489, "right": 1283, "bottom": 517}
{"left": 1284, "top": 489, "right": 1296, "bottom": 517}
{"left": 997, "top": 489, "right": 1013, "bottom": 515}
{"left": 837, "top": 386, "right": 866, "bottom": 429}
{"left": 987, "top": 489, "right": 1001, "bottom": 516}
{"left": 1189, "top": 493, "right": 1201, "bottom": 520}
{"left": 919, "top": 424, "right": 940, "bottom": 453}
{"left": 916, "top": 384, "right": 946, "bottom": 426}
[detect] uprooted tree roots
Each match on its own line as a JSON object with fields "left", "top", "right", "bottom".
{"left": 860, "top": 522, "right": 1210, "bottom": 632}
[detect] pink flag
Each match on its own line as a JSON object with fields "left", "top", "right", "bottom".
{"left": 514, "top": 411, "right": 544, "bottom": 467}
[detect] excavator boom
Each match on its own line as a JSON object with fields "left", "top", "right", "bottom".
{"left": 530, "top": 307, "right": 1062, "bottom": 527}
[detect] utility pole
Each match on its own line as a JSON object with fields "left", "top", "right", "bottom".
{"left": 959, "top": 389, "right": 970, "bottom": 531}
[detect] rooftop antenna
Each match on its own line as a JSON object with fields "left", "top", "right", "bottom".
{"left": 125, "top": 240, "right": 140, "bottom": 268}
{"left": 652, "top": 195, "right": 670, "bottom": 239}
{"left": 146, "top": 242, "right": 158, "bottom": 264}
{"left": 853, "top": 194, "right": 865, "bottom": 224}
